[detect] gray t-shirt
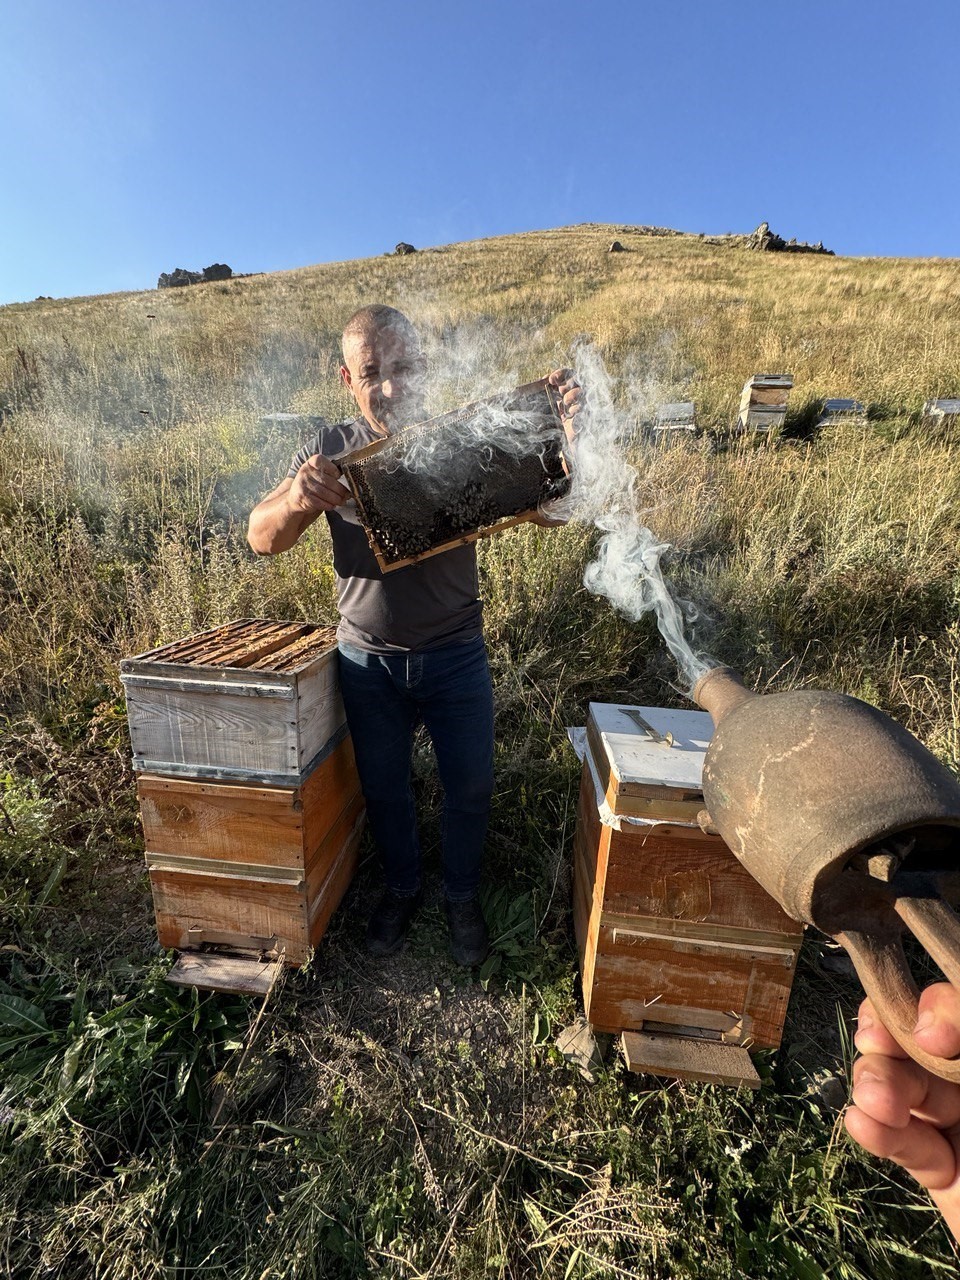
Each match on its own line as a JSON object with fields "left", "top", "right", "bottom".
{"left": 287, "top": 418, "right": 483, "bottom": 654}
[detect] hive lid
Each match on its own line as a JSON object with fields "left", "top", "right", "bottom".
{"left": 586, "top": 703, "right": 713, "bottom": 810}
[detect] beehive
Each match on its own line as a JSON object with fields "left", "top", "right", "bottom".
{"left": 574, "top": 703, "right": 804, "bottom": 1085}
{"left": 120, "top": 619, "right": 346, "bottom": 785}
{"left": 121, "top": 621, "right": 364, "bottom": 990}
{"left": 737, "top": 373, "right": 793, "bottom": 433}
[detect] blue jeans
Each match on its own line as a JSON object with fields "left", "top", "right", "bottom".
{"left": 337, "top": 635, "right": 495, "bottom": 902}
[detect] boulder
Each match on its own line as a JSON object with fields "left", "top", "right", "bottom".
{"left": 394, "top": 242, "right": 416, "bottom": 255}
{"left": 158, "top": 267, "right": 202, "bottom": 289}
{"left": 608, "top": 240, "right": 624, "bottom": 253}
{"left": 201, "top": 263, "right": 233, "bottom": 282}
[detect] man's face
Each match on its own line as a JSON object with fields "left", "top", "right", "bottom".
{"left": 340, "top": 326, "right": 427, "bottom": 436}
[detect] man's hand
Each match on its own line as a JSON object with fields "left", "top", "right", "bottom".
{"left": 845, "top": 982, "right": 960, "bottom": 1240}
{"left": 528, "top": 370, "right": 582, "bottom": 527}
{"left": 287, "top": 454, "right": 349, "bottom": 515}
{"left": 547, "top": 368, "right": 582, "bottom": 462}
{"left": 248, "top": 456, "right": 349, "bottom": 555}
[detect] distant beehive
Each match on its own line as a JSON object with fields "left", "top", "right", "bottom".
{"left": 121, "top": 620, "right": 364, "bottom": 992}
{"left": 653, "top": 401, "right": 696, "bottom": 434}
{"left": 817, "top": 398, "right": 867, "bottom": 428}
{"left": 737, "top": 374, "right": 793, "bottom": 433}
{"left": 922, "top": 399, "right": 960, "bottom": 427}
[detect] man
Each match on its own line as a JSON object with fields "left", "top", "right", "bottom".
{"left": 248, "top": 305, "right": 580, "bottom": 965}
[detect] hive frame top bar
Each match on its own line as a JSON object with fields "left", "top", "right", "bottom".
{"left": 121, "top": 618, "right": 339, "bottom": 676}
{"left": 339, "top": 378, "right": 568, "bottom": 573}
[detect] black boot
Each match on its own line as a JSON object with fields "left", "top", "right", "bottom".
{"left": 366, "top": 888, "right": 423, "bottom": 956}
{"left": 445, "top": 896, "right": 490, "bottom": 967}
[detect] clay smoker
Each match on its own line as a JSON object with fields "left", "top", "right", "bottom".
{"left": 692, "top": 666, "right": 960, "bottom": 1081}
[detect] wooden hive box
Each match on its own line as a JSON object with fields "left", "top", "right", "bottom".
{"left": 574, "top": 703, "right": 804, "bottom": 1084}
{"left": 122, "top": 621, "right": 365, "bottom": 989}
{"left": 653, "top": 402, "right": 696, "bottom": 434}
{"left": 922, "top": 398, "right": 960, "bottom": 427}
{"left": 817, "top": 398, "right": 867, "bottom": 429}
{"left": 120, "top": 619, "right": 346, "bottom": 786}
{"left": 138, "top": 731, "right": 365, "bottom": 970}
{"left": 737, "top": 373, "right": 793, "bottom": 433}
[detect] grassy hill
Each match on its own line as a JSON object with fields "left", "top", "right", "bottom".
{"left": 1, "top": 224, "right": 959, "bottom": 1278}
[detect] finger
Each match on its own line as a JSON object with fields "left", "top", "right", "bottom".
{"left": 853, "top": 1051, "right": 960, "bottom": 1129}
{"left": 293, "top": 471, "right": 347, "bottom": 511}
{"left": 854, "top": 998, "right": 909, "bottom": 1058}
{"left": 302, "top": 454, "right": 342, "bottom": 482}
{"left": 845, "top": 1106, "right": 960, "bottom": 1192}
{"left": 915, "top": 984, "right": 960, "bottom": 1060}
{"left": 852, "top": 1053, "right": 931, "bottom": 1127}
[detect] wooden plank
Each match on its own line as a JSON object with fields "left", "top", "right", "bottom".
{"left": 121, "top": 658, "right": 289, "bottom": 688}
{"left": 621, "top": 1030, "right": 760, "bottom": 1089}
{"left": 167, "top": 952, "right": 282, "bottom": 996}
{"left": 600, "top": 910, "right": 802, "bottom": 950}
{"left": 151, "top": 870, "right": 311, "bottom": 965}
{"left": 573, "top": 814, "right": 601, "bottom": 1017}
{"left": 145, "top": 853, "right": 304, "bottom": 884}
{"left": 123, "top": 674, "right": 296, "bottom": 699}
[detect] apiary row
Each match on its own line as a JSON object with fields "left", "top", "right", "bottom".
{"left": 120, "top": 620, "right": 365, "bottom": 988}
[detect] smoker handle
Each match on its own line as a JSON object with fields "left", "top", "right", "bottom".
{"left": 837, "top": 921, "right": 960, "bottom": 1083}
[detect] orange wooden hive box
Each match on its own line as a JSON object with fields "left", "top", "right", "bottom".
{"left": 121, "top": 621, "right": 365, "bottom": 991}
{"left": 574, "top": 703, "right": 804, "bottom": 1086}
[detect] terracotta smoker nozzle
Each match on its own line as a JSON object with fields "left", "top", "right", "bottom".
{"left": 691, "top": 666, "right": 755, "bottom": 727}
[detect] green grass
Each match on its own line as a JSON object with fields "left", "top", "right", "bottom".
{"left": 1, "top": 223, "right": 959, "bottom": 1276}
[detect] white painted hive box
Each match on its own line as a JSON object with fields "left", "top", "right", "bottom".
{"left": 121, "top": 619, "right": 345, "bottom": 786}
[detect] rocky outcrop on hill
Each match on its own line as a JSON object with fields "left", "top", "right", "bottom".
{"left": 158, "top": 268, "right": 201, "bottom": 289}
{"left": 201, "top": 263, "right": 233, "bottom": 282}
{"left": 745, "top": 222, "right": 833, "bottom": 255}
{"left": 394, "top": 242, "right": 416, "bottom": 255}
{"left": 157, "top": 263, "right": 234, "bottom": 289}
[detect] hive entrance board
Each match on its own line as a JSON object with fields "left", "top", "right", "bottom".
{"left": 339, "top": 379, "right": 570, "bottom": 571}
{"left": 167, "top": 951, "right": 284, "bottom": 997}
{"left": 621, "top": 1029, "right": 760, "bottom": 1089}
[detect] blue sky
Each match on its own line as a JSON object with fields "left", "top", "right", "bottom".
{"left": 2, "top": 0, "right": 957, "bottom": 305}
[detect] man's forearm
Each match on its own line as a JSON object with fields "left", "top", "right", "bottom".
{"left": 247, "top": 491, "right": 318, "bottom": 555}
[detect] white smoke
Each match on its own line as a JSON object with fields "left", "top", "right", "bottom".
{"left": 564, "top": 340, "right": 717, "bottom": 691}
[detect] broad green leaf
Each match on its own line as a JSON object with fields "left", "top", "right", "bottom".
{"left": 0, "top": 994, "right": 49, "bottom": 1034}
